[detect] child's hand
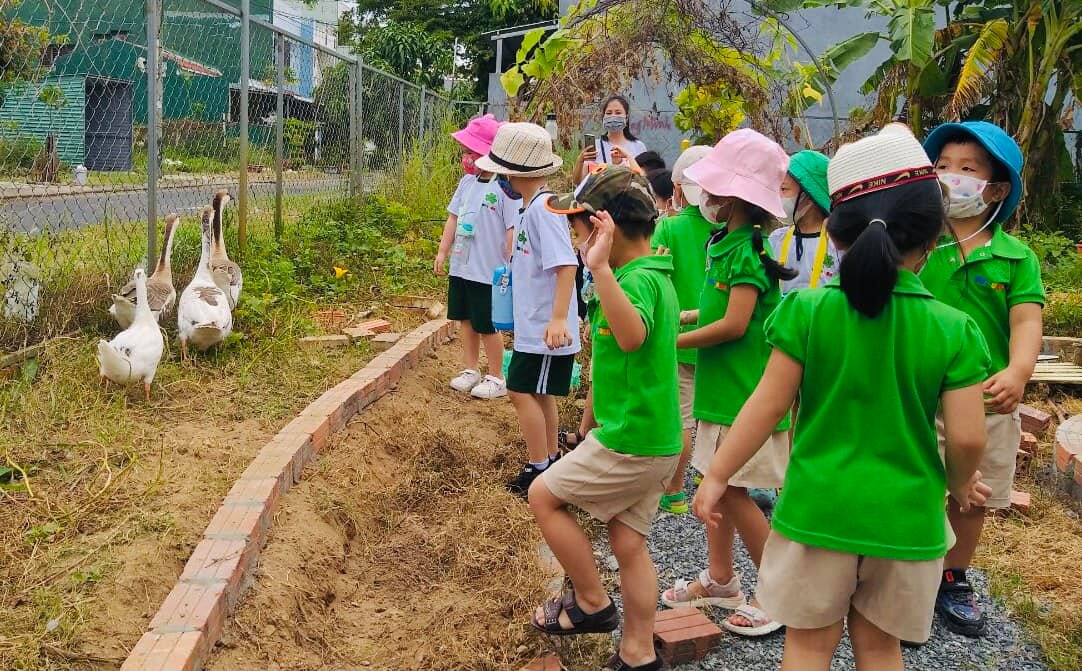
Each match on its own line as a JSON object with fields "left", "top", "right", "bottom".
{"left": 951, "top": 469, "right": 992, "bottom": 512}
{"left": 585, "top": 210, "right": 616, "bottom": 272}
{"left": 983, "top": 368, "right": 1026, "bottom": 414}
{"left": 434, "top": 251, "right": 447, "bottom": 276}
{"left": 680, "top": 309, "right": 699, "bottom": 326}
{"left": 544, "top": 318, "right": 572, "bottom": 350}
{"left": 692, "top": 475, "right": 727, "bottom": 528}
{"left": 655, "top": 245, "right": 671, "bottom": 256}
{"left": 582, "top": 320, "right": 592, "bottom": 344}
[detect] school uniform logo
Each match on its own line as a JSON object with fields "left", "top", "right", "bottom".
{"left": 974, "top": 276, "right": 1006, "bottom": 291}
{"left": 483, "top": 192, "right": 499, "bottom": 211}
{"left": 713, "top": 280, "right": 729, "bottom": 291}
{"left": 515, "top": 229, "right": 531, "bottom": 255}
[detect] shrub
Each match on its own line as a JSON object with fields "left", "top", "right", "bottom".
{"left": 0, "top": 134, "right": 42, "bottom": 175}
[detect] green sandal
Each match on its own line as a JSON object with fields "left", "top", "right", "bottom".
{"left": 659, "top": 492, "right": 689, "bottom": 515}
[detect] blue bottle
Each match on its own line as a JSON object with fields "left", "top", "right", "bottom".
{"left": 491, "top": 265, "right": 514, "bottom": 331}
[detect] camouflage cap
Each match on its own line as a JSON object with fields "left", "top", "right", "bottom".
{"left": 546, "top": 163, "right": 658, "bottom": 225}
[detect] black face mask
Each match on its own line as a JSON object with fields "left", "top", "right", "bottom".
{"left": 497, "top": 176, "right": 522, "bottom": 200}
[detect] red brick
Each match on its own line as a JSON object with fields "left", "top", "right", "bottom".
{"left": 1019, "top": 432, "right": 1038, "bottom": 454}
{"left": 355, "top": 318, "right": 392, "bottom": 334}
{"left": 301, "top": 398, "right": 348, "bottom": 434}
{"left": 160, "top": 631, "right": 205, "bottom": 671}
{"left": 178, "top": 537, "right": 253, "bottom": 598}
{"left": 121, "top": 631, "right": 181, "bottom": 671}
{"left": 1055, "top": 440, "right": 1077, "bottom": 475}
{"left": 1009, "top": 489, "right": 1032, "bottom": 515}
{"left": 203, "top": 502, "right": 269, "bottom": 545}
{"left": 653, "top": 607, "right": 722, "bottom": 665}
{"left": 1019, "top": 404, "right": 1052, "bottom": 434}
{"left": 280, "top": 413, "right": 330, "bottom": 452}
{"left": 149, "top": 582, "right": 227, "bottom": 660}
{"left": 224, "top": 477, "right": 282, "bottom": 511}
{"left": 372, "top": 332, "right": 403, "bottom": 351}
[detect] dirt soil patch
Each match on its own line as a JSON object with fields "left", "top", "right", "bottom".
{"left": 207, "top": 345, "right": 559, "bottom": 671}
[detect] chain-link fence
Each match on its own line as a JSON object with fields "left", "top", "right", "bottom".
{"left": 0, "top": 0, "right": 483, "bottom": 350}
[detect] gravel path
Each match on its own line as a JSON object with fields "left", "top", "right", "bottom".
{"left": 590, "top": 475, "right": 1049, "bottom": 671}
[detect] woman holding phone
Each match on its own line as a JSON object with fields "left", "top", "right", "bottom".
{"left": 572, "top": 94, "right": 649, "bottom": 184}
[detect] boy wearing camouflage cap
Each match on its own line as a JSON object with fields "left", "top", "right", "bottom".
{"left": 527, "top": 165, "right": 681, "bottom": 671}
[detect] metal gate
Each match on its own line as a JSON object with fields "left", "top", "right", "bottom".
{"left": 84, "top": 77, "right": 133, "bottom": 171}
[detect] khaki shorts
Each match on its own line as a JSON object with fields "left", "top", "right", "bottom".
{"left": 678, "top": 363, "right": 695, "bottom": 431}
{"left": 937, "top": 411, "right": 1020, "bottom": 509}
{"left": 691, "top": 421, "right": 789, "bottom": 489}
{"left": 542, "top": 431, "right": 679, "bottom": 536}
{"left": 757, "top": 532, "right": 944, "bottom": 643}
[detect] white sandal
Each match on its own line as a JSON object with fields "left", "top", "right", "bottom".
{"left": 722, "top": 603, "right": 784, "bottom": 637}
{"left": 661, "top": 569, "right": 745, "bottom": 609}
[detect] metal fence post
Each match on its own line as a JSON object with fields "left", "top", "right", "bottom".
{"left": 238, "top": 0, "right": 250, "bottom": 255}
{"left": 397, "top": 84, "right": 405, "bottom": 162}
{"left": 274, "top": 32, "right": 285, "bottom": 239}
{"left": 418, "top": 86, "right": 426, "bottom": 144}
{"left": 145, "top": 0, "right": 161, "bottom": 269}
{"left": 356, "top": 58, "right": 365, "bottom": 196}
{"left": 347, "top": 60, "right": 358, "bottom": 198}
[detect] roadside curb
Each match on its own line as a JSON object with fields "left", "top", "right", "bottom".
{"left": 120, "top": 319, "right": 456, "bottom": 671}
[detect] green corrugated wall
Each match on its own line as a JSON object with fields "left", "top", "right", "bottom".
{"left": 0, "top": 76, "right": 87, "bottom": 166}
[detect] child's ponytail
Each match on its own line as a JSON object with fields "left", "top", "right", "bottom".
{"left": 837, "top": 220, "right": 900, "bottom": 318}
{"left": 752, "top": 222, "right": 798, "bottom": 282}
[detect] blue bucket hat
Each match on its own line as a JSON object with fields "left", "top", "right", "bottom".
{"left": 923, "top": 121, "right": 1023, "bottom": 223}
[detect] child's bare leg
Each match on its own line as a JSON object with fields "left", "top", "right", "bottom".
{"left": 578, "top": 386, "right": 596, "bottom": 437}
{"left": 780, "top": 620, "right": 844, "bottom": 671}
{"left": 721, "top": 486, "right": 773, "bottom": 621}
{"left": 528, "top": 479, "right": 610, "bottom": 624}
{"left": 848, "top": 606, "right": 903, "bottom": 671}
{"left": 944, "top": 496, "right": 985, "bottom": 570}
{"left": 538, "top": 393, "right": 560, "bottom": 459}
{"left": 480, "top": 332, "right": 504, "bottom": 378}
{"left": 608, "top": 520, "right": 658, "bottom": 666}
{"left": 510, "top": 391, "right": 551, "bottom": 464}
{"left": 664, "top": 429, "right": 693, "bottom": 495}
{"left": 459, "top": 321, "right": 480, "bottom": 371}
{"left": 706, "top": 509, "right": 736, "bottom": 584}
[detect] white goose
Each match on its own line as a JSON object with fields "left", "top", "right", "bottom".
{"left": 208, "top": 191, "right": 242, "bottom": 309}
{"left": 111, "top": 214, "right": 178, "bottom": 328}
{"left": 97, "top": 267, "right": 165, "bottom": 400}
{"left": 177, "top": 206, "right": 233, "bottom": 361}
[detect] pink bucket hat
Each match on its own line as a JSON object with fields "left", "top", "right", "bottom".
{"left": 683, "top": 128, "right": 790, "bottom": 218}
{"left": 452, "top": 114, "right": 503, "bottom": 156}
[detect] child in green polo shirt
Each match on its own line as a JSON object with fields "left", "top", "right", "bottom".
{"left": 921, "top": 121, "right": 1044, "bottom": 637}
{"left": 650, "top": 144, "right": 713, "bottom": 515}
{"left": 660, "top": 129, "right": 797, "bottom": 638}
{"left": 692, "top": 123, "right": 992, "bottom": 667}
{"left": 529, "top": 165, "right": 682, "bottom": 671}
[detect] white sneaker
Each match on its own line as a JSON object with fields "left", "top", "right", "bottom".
{"left": 470, "top": 375, "right": 507, "bottom": 399}
{"left": 450, "top": 369, "right": 482, "bottom": 392}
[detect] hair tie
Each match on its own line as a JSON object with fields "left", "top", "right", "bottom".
{"left": 869, "top": 219, "right": 888, "bottom": 230}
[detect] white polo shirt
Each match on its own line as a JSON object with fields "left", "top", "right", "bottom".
{"left": 446, "top": 174, "right": 518, "bottom": 285}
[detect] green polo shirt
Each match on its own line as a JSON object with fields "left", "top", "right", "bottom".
{"left": 693, "top": 224, "right": 789, "bottom": 431}
{"left": 765, "top": 272, "right": 991, "bottom": 560}
{"left": 589, "top": 254, "right": 683, "bottom": 456}
{"left": 920, "top": 225, "right": 1044, "bottom": 375}
{"left": 651, "top": 205, "right": 713, "bottom": 365}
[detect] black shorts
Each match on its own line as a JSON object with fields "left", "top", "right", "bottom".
{"left": 507, "top": 351, "right": 575, "bottom": 396}
{"left": 447, "top": 275, "right": 495, "bottom": 334}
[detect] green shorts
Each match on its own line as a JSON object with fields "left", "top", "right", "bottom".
{"left": 447, "top": 275, "right": 495, "bottom": 335}
{"left": 507, "top": 351, "right": 575, "bottom": 396}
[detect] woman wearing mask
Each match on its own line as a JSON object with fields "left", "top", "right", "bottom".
{"left": 572, "top": 95, "right": 649, "bottom": 184}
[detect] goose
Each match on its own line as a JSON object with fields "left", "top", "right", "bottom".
{"left": 110, "top": 213, "right": 178, "bottom": 328}
{"left": 208, "top": 191, "right": 241, "bottom": 309}
{"left": 177, "top": 206, "right": 233, "bottom": 361}
{"left": 97, "top": 268, "right": 164, "bottom": 400}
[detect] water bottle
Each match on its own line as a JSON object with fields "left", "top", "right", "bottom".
{"left": 491, "top": 265, "right": 514, "bottom": 331}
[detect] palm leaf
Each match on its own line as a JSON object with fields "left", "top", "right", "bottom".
{"left": 944, "top": 18, "right": 1008, "bottom": 120}
{"left": 823, "top": 32, "right": 881, "bottom": 78}
{"left": 886, "top": 0, "right": 935, "bottom": 69}
{"left": 860, "top": 58, "right": 898, "bottom": 95}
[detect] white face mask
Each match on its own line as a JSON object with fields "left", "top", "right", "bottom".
{"left": 939, "top": 173, "right": 994, "bottom": 219}
{"left": 602, "top": 114, "right": 626, "bottom": 132}
{"left": 700, "top": 201, "right": 724, "bottom": 227}
{"left": 780, "top": 196, "right": 798, "bottom": 224}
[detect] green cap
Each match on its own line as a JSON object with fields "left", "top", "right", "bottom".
{"left": 788, "top": 150, "right": 831, "bottom": 213}
{"left": 546, "top": 164, "right": 658, "bottom": 225}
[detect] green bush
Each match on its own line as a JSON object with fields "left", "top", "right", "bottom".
{"left": 0, "top": 134, "right": 42, "bottom": 175}
{"left": 1044, "top": 293, "right": 1082, "bottom": 337}
{"left": 1015, "top": 225, "right": 1082, "bottom": 293}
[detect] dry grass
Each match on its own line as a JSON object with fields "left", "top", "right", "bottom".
{"left": 976, "top": 393, "right": 1082, "bottom": 671}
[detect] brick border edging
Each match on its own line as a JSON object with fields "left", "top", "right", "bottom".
{"left": 120, "top": 319, "right": 456, "bottom": 671}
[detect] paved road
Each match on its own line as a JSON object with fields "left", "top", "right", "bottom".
{"left": 0, "top": 177, "right": 350, "bottom": 233}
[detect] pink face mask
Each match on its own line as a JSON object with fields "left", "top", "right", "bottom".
{"left": 462, "top": 153, "right": 480, "bottom": 175}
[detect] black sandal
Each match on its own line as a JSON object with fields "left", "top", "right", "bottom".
{"left": 558, "top": 428, "right": 584, "bottom": 451}
{"left": 531, "top": 589, "right": 620, "bottom": 636}
{"left": 601, "top": 653, "right": 662, "bottom": 671}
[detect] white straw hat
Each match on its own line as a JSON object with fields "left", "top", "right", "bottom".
{"left": 671, "top": 145, "right": 711, "bottom": 207}
{"left": 474, "top": 122, "right": 564, "bottom": 178}
{"left": 827, "top": 123, "right": 937, "bottom": 207}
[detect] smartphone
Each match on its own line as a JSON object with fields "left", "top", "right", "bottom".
{"left": 583, "top": 133, "right": 596, "bottom": 149}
